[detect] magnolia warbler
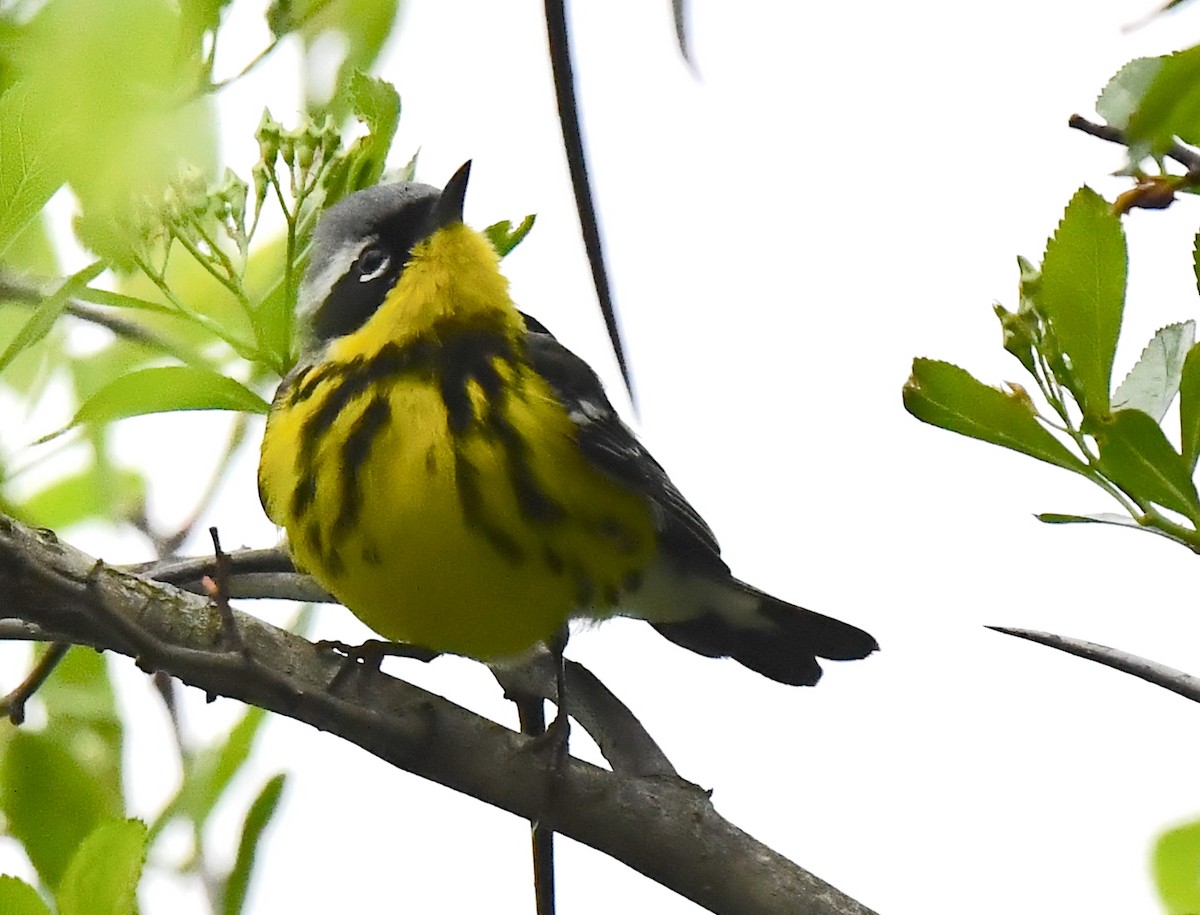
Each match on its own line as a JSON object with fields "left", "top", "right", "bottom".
{"left": 258, "top": 162, "right": 877, "bottom": 685}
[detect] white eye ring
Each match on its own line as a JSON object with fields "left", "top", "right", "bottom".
{"left": 358, "top": 246, "right": 390, "bottom": 283}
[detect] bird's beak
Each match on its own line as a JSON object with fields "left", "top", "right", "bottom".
{"left": 431, "top": 160, "right": 471, "bottom": 231}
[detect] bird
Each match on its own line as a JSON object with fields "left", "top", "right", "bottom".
{"left": 257, "top": 161, "right": 877, "bottom": 687}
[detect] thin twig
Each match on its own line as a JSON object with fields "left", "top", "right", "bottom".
{"left": 1068, "top": 113, "right": 1200, "bottom": 172}
{"left": 206, "top": 526, "right": 247, "bottom": 657}
{"left": 988, "top": 626, "right": 1200, "bottom": 703}
{"left": 543, "top": 0, "right": 634, "bottom": 404}
{"left": 0, "top": 641, "right": 69, "bottom": 724}
{"left": 0, "top": 273, "right": 179, "bottom": 354}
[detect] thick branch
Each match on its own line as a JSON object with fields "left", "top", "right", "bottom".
{"left": 0, "top": 514, "right": 873, "bottom": 915}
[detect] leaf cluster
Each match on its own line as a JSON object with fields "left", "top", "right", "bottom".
{"left": 906, "top": 183, "right": 1200, "bottom": 549}
{"left": 906, "top": 36, "right": 1200, "bottom": 909}
{"left": 0, "top": 0, "right": 413, "bottom": 536}
{"left": 0, "top": 645, "right": 287, "bottom": 914}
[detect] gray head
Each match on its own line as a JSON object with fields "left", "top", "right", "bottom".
{"left": 297, "top": 162, "right": 472, "bottom": 349}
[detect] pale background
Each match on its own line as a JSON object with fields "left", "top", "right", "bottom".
{"left": 8, "top": 0, "right": 1200, "bottom": 912}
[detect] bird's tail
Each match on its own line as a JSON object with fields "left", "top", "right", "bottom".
{"left": 650, "top": 579, "right": 877, "bottom": 686}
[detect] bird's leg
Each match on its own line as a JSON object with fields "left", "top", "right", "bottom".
{"left": 515, "top": 692, "right": 557, "bottom": 915}
{"left": 523, "top": 626, "right": 570, "bottom": 766}
{"left": 515, "top": 626, "right": 570, "bottom": 915}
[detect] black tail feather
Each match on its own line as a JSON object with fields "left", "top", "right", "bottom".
{"left": 651, "top": 583, "right": 877, "bottom": 686}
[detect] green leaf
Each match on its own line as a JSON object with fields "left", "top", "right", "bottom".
{"left": 484, "top": 214, "right": 537, "bottom": 259}
{"left": 179, "top": 0, "right": 228, "bottom": 45}
{"left": 324, "top": 73, "right": 403, "bottom": 202}
{"left": 1095, "top": 57, "right": 1164, "bottom": 130}
{"left": 250, "top": 278, "right": 292, "bottom": 377}
{"left": 12, "top": 0, "right": 216, "bottom": 264}
{"left": 1087, "top": 408, "right": 1200, "bottom": 519}
{"left": 1194, "top": 227, "right": 1200, "bottom": 298}
{"left": 57, "top": 819, "right": 147, "bottom": 915}
{"left": 1036, "top": 511, "right": 1186, "bottom": 544}
{"left": 69, "top": 365, "right": 269, "bottom": 429}
{"left": 903, "top": 359, "right": 1087, "bottom": 474}
{"left": 152, "top": 705, "right": 268, "bottom": 841}
{"left": 18, "top": 465, "right": 146, "bottom": 530}
{"left": 0, "top": 303, "right": 66, "bottom": 401}
{"left": 4, "top": 211, "right": 60, "bottom": 275}
{"left": 73, "top": 287, "right": 175, "bottom": 316}
{"left": 222, "top": 774, "right": 287, "bottom": 915}
{"left": 1038, "top": 511, "right": 1137, "bottom": 526}
{"left": 0, "top": 84, "right": 67, "bottom": 258}
{"left": 1037, "top": 186, "right": 1127, "bottom": 417}
{"left": 296, "top": 0, "right": 401, "bottom": 121}
{"left": 1154, "top": 817, "right": 1200, "bottom": 914}
{"left": 1127, "top": 45, "right": 1200, "bottom": 154}
{"left": 0, "top": 261, "right": 105, "bottom": 377}
{"left": 0, "top": 731, "right": 121, "bottom": 889}
{"left": 1112, "top": 321, "right": 1195, "bottom": 420}
{"left": 347, "top": 72, "right": 400, "bottom": 188}
{"left": 38, "top": 647, "right": 124, "bottom": 806}
{"left": 1180, "top": 342, "right": 1200, "bottom": 472}
{"left": 0, "top": 876, "right": 52, "bottom": 915}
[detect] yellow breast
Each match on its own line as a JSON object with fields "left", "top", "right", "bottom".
{"left": 259, "top": 337, "right": 656, "bottom": 661}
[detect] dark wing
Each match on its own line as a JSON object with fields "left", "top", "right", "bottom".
{"left": 522, "top": 317, "right": 879, "bottom": 685}
{"left": 521, "top": 324, "right": 728, "bottom": 577}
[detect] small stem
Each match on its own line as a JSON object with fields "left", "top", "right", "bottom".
{"left": 168, "top": 226, "right": 243, "bottom": 302}
{"left": 0, "top": 642, "right": 70, "bottom": 724}
{"left": 1069, "top": 114, "right": 1200, "bottom": 171}
{"left": 190, "top": 217, "right": 242, "bottom": 289}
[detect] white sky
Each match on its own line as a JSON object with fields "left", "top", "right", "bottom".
{"left": 9, "top": 0, "right": 1200, "bottom": 912}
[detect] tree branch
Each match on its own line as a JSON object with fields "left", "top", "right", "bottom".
{"left": 0, "top": 513, "right": 874, "bottom": 915}
{"left": 1068, "top": 113, "right": 1200, "bottom": 172}
{"left": 987, "top": 626, "right": 1200, "bottom": 703}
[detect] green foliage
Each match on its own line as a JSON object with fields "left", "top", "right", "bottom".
{"left": 904, "top": 360, "right": 1087, "bottom": 475}
{"left": 1084, "top": 408, "right": 1200, "bottom": 521}
{"left": 152, "top": 705, "right": 271, "bottom": 841}
{"left": 0, "top": 648, "right": 124, "bottom": 890}
{"left": 1, "top": 730, "right": 122, "bottom": 889}
{"left": 905, "top": 182, "right": 1200, "bottom": 548}
{"left": 1095, "top": 58, "right": 1164, "bottom": 132}
{"left": 1111, "top": 321, "right": 1193, "bottom": 421}
{"left": 485, "top": 214, "right": 539, "bottom": 258}
{"left": 275, "top": 0, "right": 402, "bottom": 121}
{"left": 323, "top": 72, "right": 403, "bottom": 203}
{"left": 1127, "top": 46, "right": 1200, "bottom": 157}
{"left": 12, "top": 0, "right": 217, "bottom": 263}
{"left": 1037, "top": 187, "right": 1127, "bottom": 416}
{"left": 65, "top": 365, "right": 270, "bottom": 434}
{"left": 0, "top": 647, "right": 291, "bottom": 912}
{"left": 0, "top": 84, "right": 68, "bottom": 259}
{"left": 910, "top": 35, "right": 1200, "bottom": 907}
{"left": 1155, "top": 817, "right": 1200, "bottom": 914}
{"left": 18, "top": 466, "right": 146, "bottom": 530}
{"left": 0, "top": 875, "right": 52, "bottom": 915}
{"left": 56, "top": 819, "right": 147, "bottom": 915}
{"left": 222, "top": 774, "right": 287, "bottom": 915}
{"left": 0, "top": 263, "right": 105, "bottom": 376}
{"left": 0, "top": 3, "right": 403, "bottom": 910}
{"left": 0, "top": 816, "right": 149, "bottom": 915}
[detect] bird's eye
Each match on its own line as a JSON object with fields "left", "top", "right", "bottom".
{"left": 357, "top": 246, "right": 390, "bottom": 282}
